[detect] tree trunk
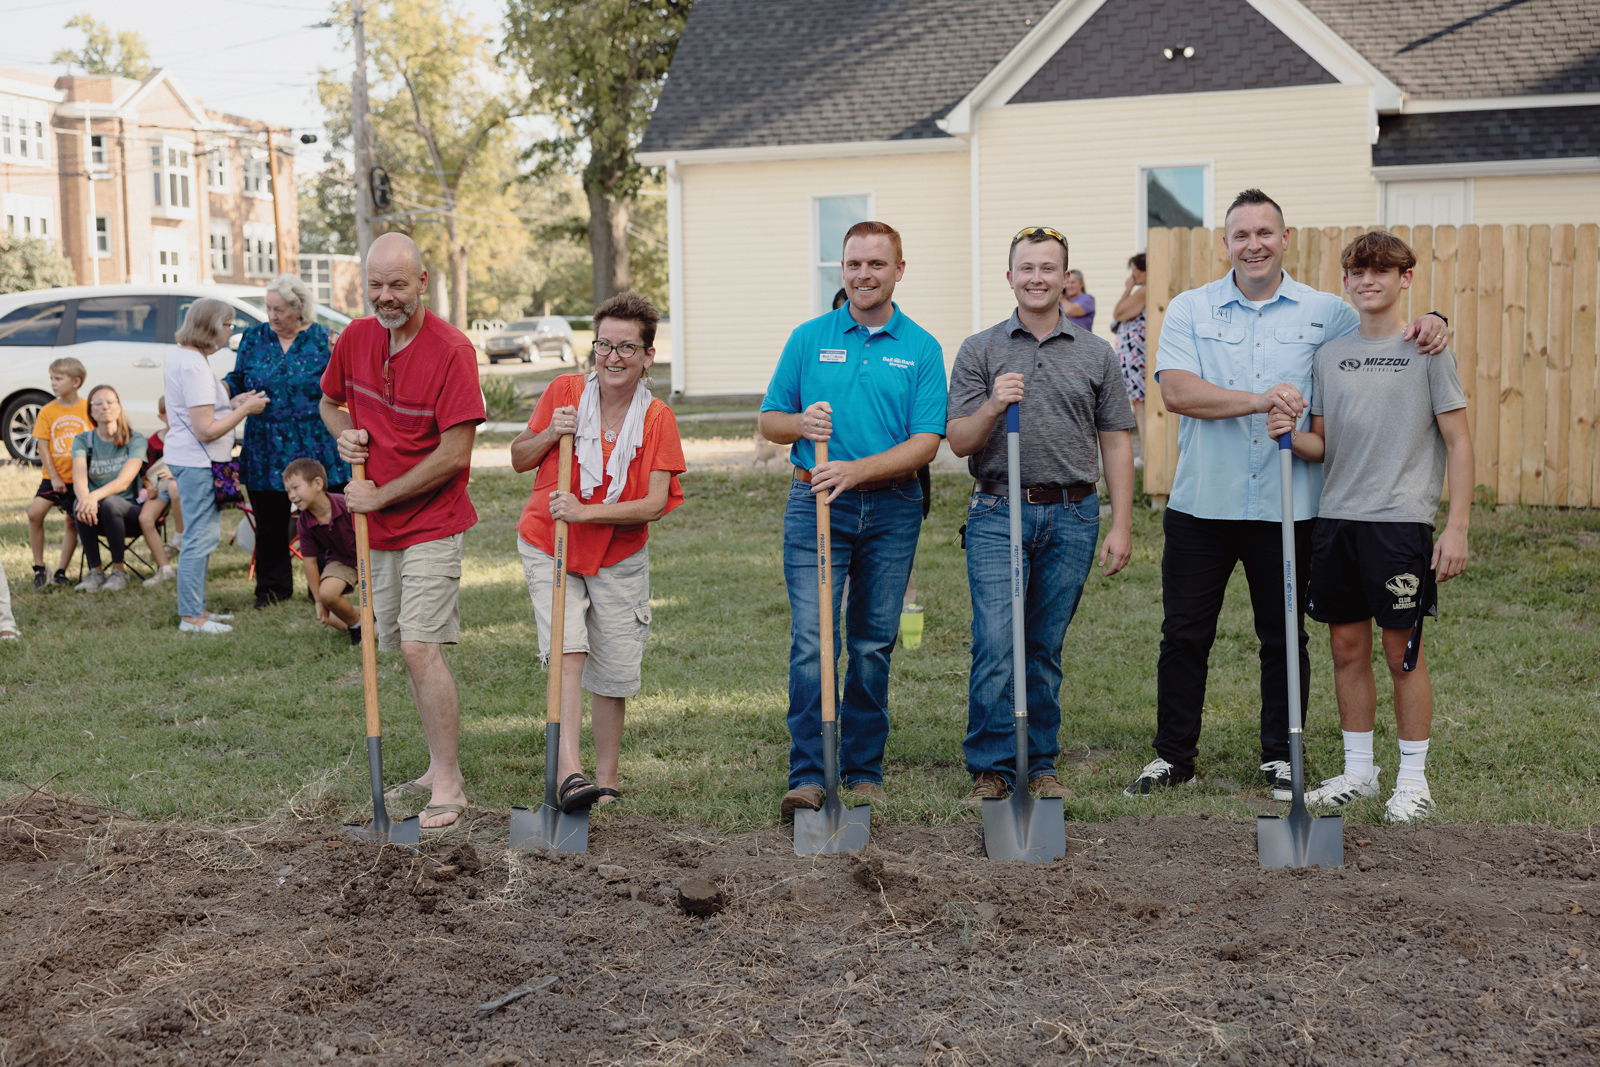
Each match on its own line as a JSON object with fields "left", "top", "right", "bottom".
{"left": 450, "top": 235, "right": 470, "bottom": 329}
{"left": 587, "top": 185, "right": 631, "bottom": 306}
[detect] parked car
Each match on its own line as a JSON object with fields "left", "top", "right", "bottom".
{"left": 218, "top": 284, "right": 353, "bottom": 341}
{"left": 0, "top": 284, "right": 265, "bottom": 463}
{"left": 483, "top": 316, "right": 576, "bottom": 365}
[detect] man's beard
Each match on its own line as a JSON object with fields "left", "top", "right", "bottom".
{"left": 375, "top": 295, "right": 420, "bottom": 330}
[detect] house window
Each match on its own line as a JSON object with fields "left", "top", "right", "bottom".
{"left": 298, "top": 256, "right": 333, "bottom": 302}
{"left": 242, "top": 148, "right": 273, "bottom": 199}
{"left": 0, "top": 96, "right": 48, "bottom": 164}
{"left": 209, "top": 219, "right": 232, "bottom": 274}
{"left": 206, "top": 139, "right": 228, "bottom": 190}
{"left": 94, "top": 215, "right": 110, "bottom": 256}
{"left": 165, "top": 143, "right": 192, "bottom": 210}
{"left": 1139, "top": 165, "right": 1211, "bottom": 249}
{"left": 3, "top": 194, "right": 53, "bottom": 242}
{"left": 89, "top": 134, "right": 106, "bottom": 169}
{"left": 814, "top": 194, "right": 872, "bottom": 314}
{"left": 243, "top": 223, "right": 276, "bottom": 276}
{"left": 151, "top": 145, "right": 162, "bottom": 206}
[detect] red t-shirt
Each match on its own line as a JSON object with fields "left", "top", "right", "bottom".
{"left": 517, "top": 374, "right": 686, "bottom": 575}
{"left": 320, "top": 310, "right": 486, "bottom": 550}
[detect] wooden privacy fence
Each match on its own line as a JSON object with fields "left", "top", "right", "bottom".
{"left": 1143, "top": 224, "right": 1600, "bottom": 509}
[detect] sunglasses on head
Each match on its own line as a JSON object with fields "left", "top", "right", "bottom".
{"left": 1013, "top": 226, "right": 1067, "bottom": 244}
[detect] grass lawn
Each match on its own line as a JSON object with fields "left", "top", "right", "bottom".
{"left": 1, "top": 461, "right": 1595, "bottom": 831}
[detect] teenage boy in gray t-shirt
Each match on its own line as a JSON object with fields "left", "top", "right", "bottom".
{"left": 1267, "top": 230, "right": 1472, "bottom": 824}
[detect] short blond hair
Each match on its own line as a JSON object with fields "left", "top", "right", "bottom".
{"left": 175, "top": 298, "right": 235, "bottom": 352}
{"left": 48, "top": 356, "right": 86, "bottom": 386}
{"left": 265, "top": 273, "right": 315, "bottom": 327}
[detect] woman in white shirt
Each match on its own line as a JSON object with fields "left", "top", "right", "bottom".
{"left": 163, "top": 299, "right": 268, "bottom": 634}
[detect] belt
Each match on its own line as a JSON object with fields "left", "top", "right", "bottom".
{"left": 974, "top": 480, "right": 1096, "bottom": 504}
{"left": 793, "top": 466, "right": 914, "bottom": 493}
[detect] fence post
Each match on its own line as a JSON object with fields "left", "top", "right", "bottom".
{"left": 1475, "top": 225, "right": 1503, "bottom": 498}
{"left": 1524, "top": 225, "right": 1551, "bottom": 505}
{"left": 1574, "top": 225, "right": 1599, "bottom": 509}
{"left": 1144, "top": 228, "right": 1173, "bottom": 502}
{"left": 1500, "top": 225, "right": 1528, "bottom": 507}
{"left": 1547, "top": 225, "right": 1575, "bottom": 503}
{"left": 1454, "top": 227, "right": 1479, "bottom": 476}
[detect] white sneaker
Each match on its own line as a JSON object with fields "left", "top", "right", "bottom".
{"left": 143, "top": 564, "right": 176, "bottom": 587}
{"left": 179, "top": 618, "right": 233, "bottom": 634}
{"left": 1385, "top": 780, "right": 1433, "bottom": 823}
{"left": 101, "top": 570, "right": 128, "bottom": 592}
{"left": 76, "top": 570, "right": 106, "bottom": 593}
{"left": 1305, "top": 769, "right": 1380, "bottom": 809}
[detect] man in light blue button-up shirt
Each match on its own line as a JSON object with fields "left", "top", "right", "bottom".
{"left": 1126, "top": 189, "right": 1449, "bottom": 800}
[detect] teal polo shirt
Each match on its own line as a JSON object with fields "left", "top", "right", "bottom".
{"left": 761, "top": 302, "right": 948, "bottom": 470}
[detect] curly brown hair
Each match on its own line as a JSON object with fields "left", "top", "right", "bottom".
{"left": 1341, "top": 230, "right": 1417, "bottom": 274}
{"left": 593, "top": 291, "right": 661, "bottom": 349}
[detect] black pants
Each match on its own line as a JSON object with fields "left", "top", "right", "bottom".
{"left": 1153, "top": 508, "right": 1312, "bottom": 776}
{"left": 249, "top": 488, "right": 296, "bottom": 601}
{"left": 75, "top": 495, "right": 142, "bottom": 569}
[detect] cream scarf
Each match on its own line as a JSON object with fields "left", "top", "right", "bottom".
{"left": 574, "top": 373, "right": 652, "bottom": 504}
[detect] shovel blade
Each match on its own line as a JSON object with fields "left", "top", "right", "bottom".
{"left": 792, "top": 799, "right": 871, "bottom": 855}
{"left": 1257, "top": 809, "right": 1343, "bottom": 868}
{"left": 341, "top": 814, "right": 421, "bottom": 849}
{"left": 982, "top": 792, "right": 1066, "bottom": 863}
{"left": 509, "top": 803, "right": 589, "bottom": 853}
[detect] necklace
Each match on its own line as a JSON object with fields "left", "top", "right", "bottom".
{"left": 602, "top": 406, "right": 625, "bottom": 443}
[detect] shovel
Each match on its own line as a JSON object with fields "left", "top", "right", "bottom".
{"left": 982, "top": 402, "right": 1066, "bottom": 863}
{"left": 343, "top": 461, "right": 420, "bottom": 848}
{"left": 511, "top": 433, "right": 589, "bottom": 853}
{"left": 793, "top": 440, "right": 872, "bottom": 856}
{"left": 1257, "top": 432, "right": 1343, "bottom": 869}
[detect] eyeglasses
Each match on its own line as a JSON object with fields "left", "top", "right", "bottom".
{"left": 591, "top": 340, "right": 645, "bottom": 358}
{"left": 1013, "top": 226, "right": 1068, "bottom": 245}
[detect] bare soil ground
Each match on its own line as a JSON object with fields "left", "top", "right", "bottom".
{"left": 2, "top": 791, "right": 1596, "bottom": 1067}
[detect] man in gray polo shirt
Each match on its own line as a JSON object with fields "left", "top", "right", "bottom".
{"left": 947, "top": 226, "right": 1137, "bottom": 807}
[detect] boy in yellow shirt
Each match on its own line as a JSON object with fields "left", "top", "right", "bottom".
{"left": 29, "top": 357, "right": 87, "bottom": 589}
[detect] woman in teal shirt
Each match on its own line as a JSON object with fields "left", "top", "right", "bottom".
{"left": 71, "top": 385, "right": 147, "bottom": 593}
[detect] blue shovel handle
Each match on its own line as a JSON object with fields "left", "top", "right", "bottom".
{"left": 1278, "top": 429, "right": 1293, "bottom": 450}
{"left": 1006, "top": 402, "right": 1019, "bottom": 434}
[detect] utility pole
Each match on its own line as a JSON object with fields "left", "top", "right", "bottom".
{"left": 266, "top": 128, "right": 287, "bottom": 281}
{"left": 81, "top": 103, "right": 99, "bottom": 286}
{"left": 352, "top": 0, "right": 374, "bottom": 313}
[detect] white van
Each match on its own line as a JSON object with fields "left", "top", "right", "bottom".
{"left": 0, "top": 284, "right": 268, "bottom": 463}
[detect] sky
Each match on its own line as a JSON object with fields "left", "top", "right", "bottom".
{"left": 0, "top": 0, "right": 506, "bottom": 173}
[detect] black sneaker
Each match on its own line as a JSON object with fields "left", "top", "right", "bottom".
{"left": 1261, "top": 761, "right": 1294, "bottom": 801}
{"left": 50, "top": 569, "right": 70, "bottom": 588}
{"left": 348, "top": 625, "right": 363, "bottom": 648}
{"left": 1123, "top": 758, "right": 1195, "bottom": 796}
{"left": 32, "top": 566, "right": 48, "bottom": 590}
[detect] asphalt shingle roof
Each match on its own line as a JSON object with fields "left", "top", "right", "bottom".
{"left": 1011, "top": 0, "right": 1337, "bottom": 104}
{"left": 1302, "top": 0, "right": 1600, "bottom": 99}
{"left": 1375, "top": 106, "right": 1600, "bottom": 166}
{"left": 638, "top": 0, "right": 1058, "bottom": 154}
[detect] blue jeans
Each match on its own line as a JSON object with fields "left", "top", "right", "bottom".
{"left": 964, "top": 491, "right": 1101, "bottom": 786}
{"left": 171, "top": 465, "right": 221, "bottom": 618}
{"left": 783, "top": 477, "right": 923, "bottom": 790}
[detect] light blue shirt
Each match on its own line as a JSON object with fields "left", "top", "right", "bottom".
{"left": 761, "top": 302, "right": 948, "bottom": 470}
{"left": 1155, "top": 271, "right": 1359, "bottom": 522}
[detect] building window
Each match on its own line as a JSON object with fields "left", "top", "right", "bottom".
{"left": 209, "top": 219, "right": 232, "bottom": 274}
{"left": 1138, "top": 164, "right": 1211, "bottom": 248}
{"left": 156, "top": 248, "right": 182, "bottom": 284}
{"left": 89, "top": 134, "right": 106, "bottom": 169}
{"left": 166, "top": 144, "right": 192, "bottom": 210}
{"left": 298, "top": 256, "right": 333, "bottom": 303}
{"left": 94, "top": 215, "right": 110, "bottom": 256}
{"left": 3, "top": 194, "right": 54, "bottom": 242}
{"left": 242, "top": 152, "right": 273, "bottom": 199}
{"left": 151, "top": 145, "right": 162, "bottom": 206}
{"left": 206, "top": 139, "right": 228, "bottom": 190}
{"left": 0, "top": 96, "right": 48, "bottom": 165}
{"left": 814, "top": 194, "right": 872, "bottom": 314}
{"left": 243, "top": 223, "right": 276, "bottom": 276}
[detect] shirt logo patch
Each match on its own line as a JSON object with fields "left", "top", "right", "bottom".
{"left": 881, "top": 355, "right": 914, "bottom": 370}
{"left": 1212, "top": 306, "right": 1231, "bottom": 322}
{"left": 1338, "top": 358, "right": 1362, "bottom": 372}
{"left": 819, "top": 349, "right": 847, "bottom": 363}
{"left": 1386, "top": 572, "right": 1420, "bottom": 609}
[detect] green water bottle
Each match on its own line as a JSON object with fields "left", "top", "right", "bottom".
{"left": 899, "top": 603, "right": 924, "bottom": 650}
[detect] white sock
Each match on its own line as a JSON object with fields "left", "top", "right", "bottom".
{"left": 1397, "top": 737, "right": 1430, "bottom": 786}
{"left": 1342, "top": 730, "right": 1375, "bottom": 781}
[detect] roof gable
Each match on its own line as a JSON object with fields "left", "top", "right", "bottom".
{"left": 1010, "top": 0, "right": 1337, "bottom": 104}
{"left": 638, "top": 0, "right": 1058, "bottom": 155}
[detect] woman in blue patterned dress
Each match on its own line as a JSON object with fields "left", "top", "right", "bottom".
{"left": 224, "top": 274, "right": 350, "bottom": 608}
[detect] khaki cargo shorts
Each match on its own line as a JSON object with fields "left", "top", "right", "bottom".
{"left": 371, "top": 533, "right": 464, "bottom": 651}
{"left": 518, "top": 538, "right": 651, "bottom": 698}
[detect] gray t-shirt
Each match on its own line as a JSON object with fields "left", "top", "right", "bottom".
{"left": 1311, "top": 332, "right": 1466, "bottom": 525}
{"left": 948, "top": 311, "right": 1135, "bottom": 486}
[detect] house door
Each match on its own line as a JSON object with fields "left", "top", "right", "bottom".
{"left": 1383, "top": 180, "right": 1470, "bottom": 227}
{"left": 151, "top": 230, "right": 188, "bottom": 284}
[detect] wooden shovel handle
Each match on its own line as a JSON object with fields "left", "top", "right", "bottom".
{"left": 816, "top": 440, "right": 834, "bottom": 726}
{"left": 546, "top": 435, "right": 574, "bottom": 726}
{"left": 352, "top": 462, "right": 381, "bottom": 740}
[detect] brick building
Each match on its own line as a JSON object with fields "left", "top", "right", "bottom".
{"left": 0, "top": 66, "right": 296, "bottom": 289}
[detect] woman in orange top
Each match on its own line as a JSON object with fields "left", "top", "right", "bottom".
{"left": 511, "top": 292, "right": 686, "bottom": 812}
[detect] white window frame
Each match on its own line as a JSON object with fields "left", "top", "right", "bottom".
{"left": 209, "top": 218, "right": 232, "bottom": 275}
{"left": 810, "top": 192, "right": 875, "bottom": 316}
{"left": 299, "top": 255, "right": 334, "bottom": 304}
{"left": 88, "top": 133, "right": 107, "bottom": 170}
{"left": 0, "top": 95, "right": 49, "bottom": 167}
{"left": 242, "top": 142, "right": 273, "bottom": 200}
{"left": 205, "top": 137, "right": 228, "bottom": 191}
{"left": 1134, "top": 161, "right": 1213, "bottom": 252}
{"left": 242, "top": 221, "right": 276, "bottom": 277}
{"left": 94, "top": 214, "right": 111, "bottom": 257}
{"left": 158, "top": 138, "right": 195, "bottom": 218}
{"left": 3, "top": 193, "right": 54, "bottom": 242}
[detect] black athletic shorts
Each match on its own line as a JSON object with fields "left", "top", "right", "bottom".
{"left": 1306, "top": 518, "right": 1437, "bottom": 630}
{"left": 34, "top": 478, "right": 73, "bottom": 509}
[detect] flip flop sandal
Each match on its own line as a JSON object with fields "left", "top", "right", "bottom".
{"left": 418, "top": 803, "right": 467, "bottom": 836}
{"left": 559, "top": 773, "right": 604, "bottom": 814}
{"left": 384, "top": 779, "right": 430, "bottom": 800}
{"left": 595, "top": 787, "right": 622, "bottom": 806}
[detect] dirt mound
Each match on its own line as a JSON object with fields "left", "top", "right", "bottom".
{"left": 0, "top": 800, "right": 1595, "bottom": 1065}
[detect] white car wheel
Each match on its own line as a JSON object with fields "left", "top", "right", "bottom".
{"left": 3, "top": 391, "right": 50, "bottom": 464}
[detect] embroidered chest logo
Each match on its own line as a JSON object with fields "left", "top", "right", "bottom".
{"left": 1211, "top": 306, "right": 1231, "bottom": 322}
{"left": 881, "top": 355, "right": 914, "bottom": 370}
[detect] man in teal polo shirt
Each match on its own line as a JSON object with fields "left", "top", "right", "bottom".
{"left": 1126, "top": 189, "right": 1449, "bottom": 800}
{"left": 760, "top": 220, "right": 947, "bottom": 818}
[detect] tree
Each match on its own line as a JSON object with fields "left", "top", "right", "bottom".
{"left": 298, "top": 159, "right": 357, "bottom": 255}
{"left": 501, "top": 0, "right": 691, "bottom": 308}
{"left": 50, "top": 14, "right": 152, "bottom": 80}
{"left": 0, "top": 234, "right": 76, "bottom": 294}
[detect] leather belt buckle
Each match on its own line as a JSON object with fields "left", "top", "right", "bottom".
{"left": 1024, "top": 487, "right": 1050, "bottom": 505}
